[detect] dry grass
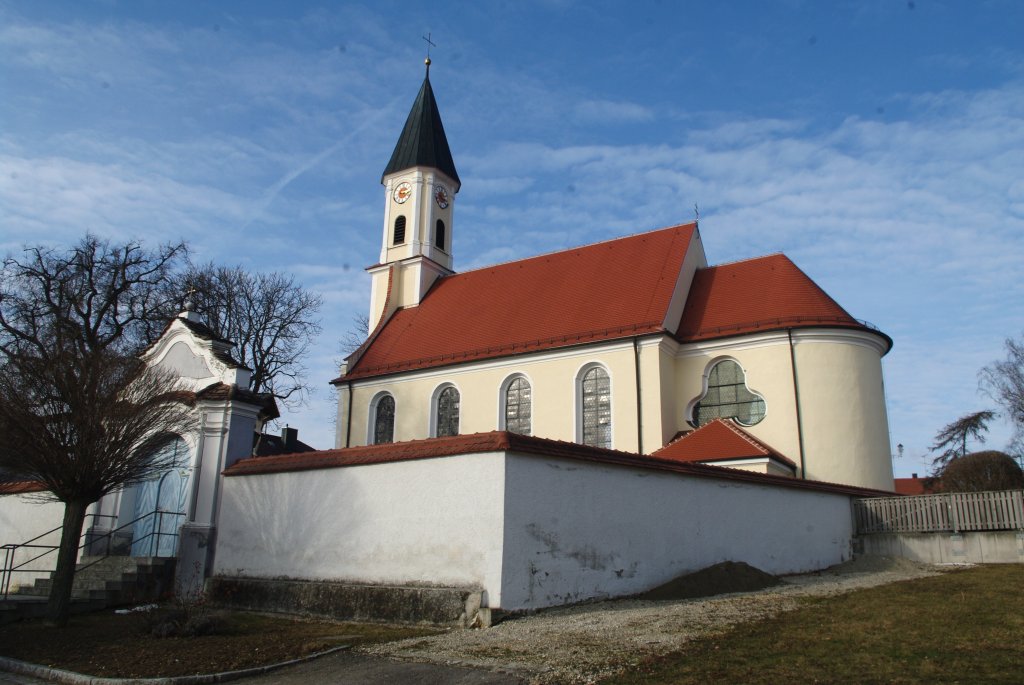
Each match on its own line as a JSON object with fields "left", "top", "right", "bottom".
{"left": 0, "top": 608, "right": 439, "bottom": 678}
{"left": 604, "top": 565, "right": 1024, "bottom": 684}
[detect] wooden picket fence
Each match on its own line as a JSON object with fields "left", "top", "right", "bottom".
{"left": 854, "top": 490, "right": 1024, "bottom": 534}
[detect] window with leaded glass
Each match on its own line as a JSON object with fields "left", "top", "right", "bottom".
{"left": 373, "top": 395, "right": 395, "bottom": 444}
{"left": 581, "top": 366, "right": 611, "bottom": 448}
{"left": 436, "top": 386, "right": 460, "bottom": 437}
{"left": 692, "top": 359, "right": 766, "bottom": 427}
{"left": 504, "top": 376, "right": 532, "bottom": 435}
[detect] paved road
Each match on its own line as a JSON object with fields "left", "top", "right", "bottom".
{"left": 0, "top": 651, "right": 526, "bottom": 685}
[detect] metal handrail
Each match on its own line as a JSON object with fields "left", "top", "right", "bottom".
{"left": 1, "top": 509, "right": 183, "bottom": 599}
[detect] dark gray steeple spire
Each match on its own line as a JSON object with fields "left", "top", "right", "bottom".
{"left": 381, "top": 59, "right": 460, "bottom": 189}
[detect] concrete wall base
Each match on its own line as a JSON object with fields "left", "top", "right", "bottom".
{"left": 206, "top": 576, "right": 486, "bottom": 626}
{"left": 858, "top": 531, "right": 1024, "bottom": 564}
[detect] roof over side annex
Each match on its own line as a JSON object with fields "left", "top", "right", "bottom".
{"left": 653, "top": 418, "right": 797, "bottom": 469}
{"left": 382, "top": 69, "right": 460, "bottom": 188}
{"left": 677, "top": 254, "right": 888, "bottom": 349}
{"left": 340, "top": 223, "right": 698, "bottom": 381}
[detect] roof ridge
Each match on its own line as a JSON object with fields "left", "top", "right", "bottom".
{"left": 717, "top": 418, "right": 772, "bottom": 456}
{"left": 450, "top": 222, "right": 697, "bottom": 277}
{"left": 706, "top": 252, "right": 787, "bottom": 269}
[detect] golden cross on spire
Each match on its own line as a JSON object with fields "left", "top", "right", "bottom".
{"left": 422, "top": 32, "right": 436, "bottom": 72}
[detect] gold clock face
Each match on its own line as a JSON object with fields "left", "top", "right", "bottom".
{"left": 393, "top": 181, "right": 412, "bottom": 204}
{"left": 434, "top": 184, "right": 450, "bottom": 209}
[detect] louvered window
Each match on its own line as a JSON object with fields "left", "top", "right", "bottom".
{"left": 373, "top": 395, "right": 395, "bottom": 444}
{"left": 504, "top": 377, "right": 532, "bottom": 435}
{"left": 581, "top": 367, "right": 611, "bottom": 448}
{"left": 693, "top": 360, "right": 766, "bottom": 426}
{"left": 435, "top": 219, "right": 446, "bottom": 250}
{"left": 436, "top": 386, "right": 460, "bottom": 437}
{"left": 393, "top": 216, "right": 406, "bottom": 244}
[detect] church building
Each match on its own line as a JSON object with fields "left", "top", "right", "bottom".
{"left": 333, "top": 60, "right": 895, "bottom": 493}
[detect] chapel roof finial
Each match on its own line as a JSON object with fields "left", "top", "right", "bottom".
{"left": 422, "top": 32, "right": 436, "bottom": 75}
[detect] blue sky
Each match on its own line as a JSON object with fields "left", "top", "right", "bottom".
{"left": 2, "top": 1, "right": 1022, "bottom": 477}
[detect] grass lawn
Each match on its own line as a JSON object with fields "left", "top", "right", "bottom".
{"left": 0, "top": 608, "right": 439, "bottom": 678}
{"left": 604, "top": 564, "right": 1024, "bottom": 684}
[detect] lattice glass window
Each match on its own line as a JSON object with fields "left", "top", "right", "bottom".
{"left": 693, "top": 360, "right": 766, "bottom": 426}
{"left": 504, "top": 376, "right": 532, "bottom": 435}
{"left": 581, "top": 367, "right": 611, "bottom": 448}
{"left": 393, "top": 216, "right": 406, "bottom": 244}
{"left": 436, "top": 386, "right": 460, "bottom": 437}
{"left": 373, "top": 395, "right": 395, "bottom": 444}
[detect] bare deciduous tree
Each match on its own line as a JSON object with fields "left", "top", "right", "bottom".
{"left": 980, "top": 334, "right": 1024, "bottom": 449}
{"left": 0, "top": 235, "right": 194, "bottom": 626}
{"left": 930, "top": 410, "right": 997, "bottom": 469}
{"left": 0, "top": 234, "right": 186, "bottom": 360}
{"left": 339, "top": 313, "right": 370, "bottom": 356}
{"left": 173, "top": 264, "right": 323, "bottom": 409}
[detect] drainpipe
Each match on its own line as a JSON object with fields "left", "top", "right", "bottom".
{"left": 633, "top": 337, "right": 644, "bottom": 455}
{"left": 788, "top": 329, "right": 807, "bottom": 479}
{"left": 345, "top": 382, "right": 354, "bottom": 448}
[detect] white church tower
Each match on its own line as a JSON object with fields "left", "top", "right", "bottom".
{"left": 367, "top": 57, "right": 461, "bottom": 332}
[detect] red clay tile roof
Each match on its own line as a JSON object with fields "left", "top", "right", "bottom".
{"left": 653, "top": 418, "right": 797, "bottom": 469}
{"left": 0, "top": 480, "right": 48, "bottom": 495}
{"left": 677, "top": 254, "right": 887, "bottom": 348}
{"left": 893, "top": 476, "right": 939, "bottom": 495}
{"left": 340, "top": 223, "right": 698, "bottom": 380}
{"left": 223, "top": 430, "right": 892, "bottom": 498}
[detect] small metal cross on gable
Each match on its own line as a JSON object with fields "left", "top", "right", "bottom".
{"left": 422, "top": 32, "right": 436, "bottom": 59}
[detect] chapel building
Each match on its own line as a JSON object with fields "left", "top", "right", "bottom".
{"left": 333, "top": 61, "right": 895, "bottom": 492}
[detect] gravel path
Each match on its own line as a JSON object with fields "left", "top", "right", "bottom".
{"left": 362, "top": 557, "right": 944, "bottom": 684}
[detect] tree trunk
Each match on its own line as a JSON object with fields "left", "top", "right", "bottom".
{"left": 46, "top": 499, "right": 89, "bottom": 627}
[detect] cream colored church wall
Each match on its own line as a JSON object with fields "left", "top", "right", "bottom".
{"left": 671, "top": 329, "right": 893, "bottom": 491}
{"left": 343, "top": 340, "right": 645, "bottom": 452}
{"left": 792, "top": 332, "right": 893, "bottom": 491}
{"left": 673, "top": 335, "right": 803, "bottom": 464}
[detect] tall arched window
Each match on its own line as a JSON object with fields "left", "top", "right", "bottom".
{"left": 435, "top": 219, "right": 446, "bottom": 250}
{"left": 692, "top": 359, "right": 766, "bottom": 427}
{"left": 503, "top": 376, "right": 532, "bottom": 435}
{"left": 436, "top": 386, "right": 460, "bottom": 437}
{"left": 580, "top": 366, "right": 611, "bottom": 448}
{"left": 393, "top": 215, "right": 406, "bottom": 244}
{"left": 373, "top": 395, "right": 395, "bottom": 444}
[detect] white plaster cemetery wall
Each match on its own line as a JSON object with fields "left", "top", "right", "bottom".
{"left": 0, "top": 493, "right": 65, "bottom": 590}
{"left": 214, "top": 449, "right": 857, "bottom": 613}
{"left": 213, "top": 453, "right": 507, "bottom": 599}
{"left": 498, "top": 452, "right": 855, "bottom": 611}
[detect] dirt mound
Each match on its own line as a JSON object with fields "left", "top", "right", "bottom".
{"left": 639, "top": 561, "right": 783, "bottom": 601}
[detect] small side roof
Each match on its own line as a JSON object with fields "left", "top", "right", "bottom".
{"left": 341, "top": 223, "right": 698, "bottom": 381}
{"left": 653, "top": 418, "right": 797, "bottom": 470}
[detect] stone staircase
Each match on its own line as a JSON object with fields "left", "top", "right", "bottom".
{"left": 1, "top": 556, "right": 176, "bottom": 624}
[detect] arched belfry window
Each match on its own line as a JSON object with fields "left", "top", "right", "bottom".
{"left": 436, "top": 386, "right": 460, "bottom": 437}
{"left": 580, "top": 366, "right": 611, "bottom": 449}
{"left": 393, "top": 216, "right": 406, "bottom": 245}
{"left": 503, "top": 376, "right": 532, "bottom": 435}
{"left": 692, "top": 359, "right": 766, "bottom": 427}
{"left": 435, "top": 219, "right": 446, "bottom": 251}
{"left": 372, "top": 394, "right": 395, "bottom": 444}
